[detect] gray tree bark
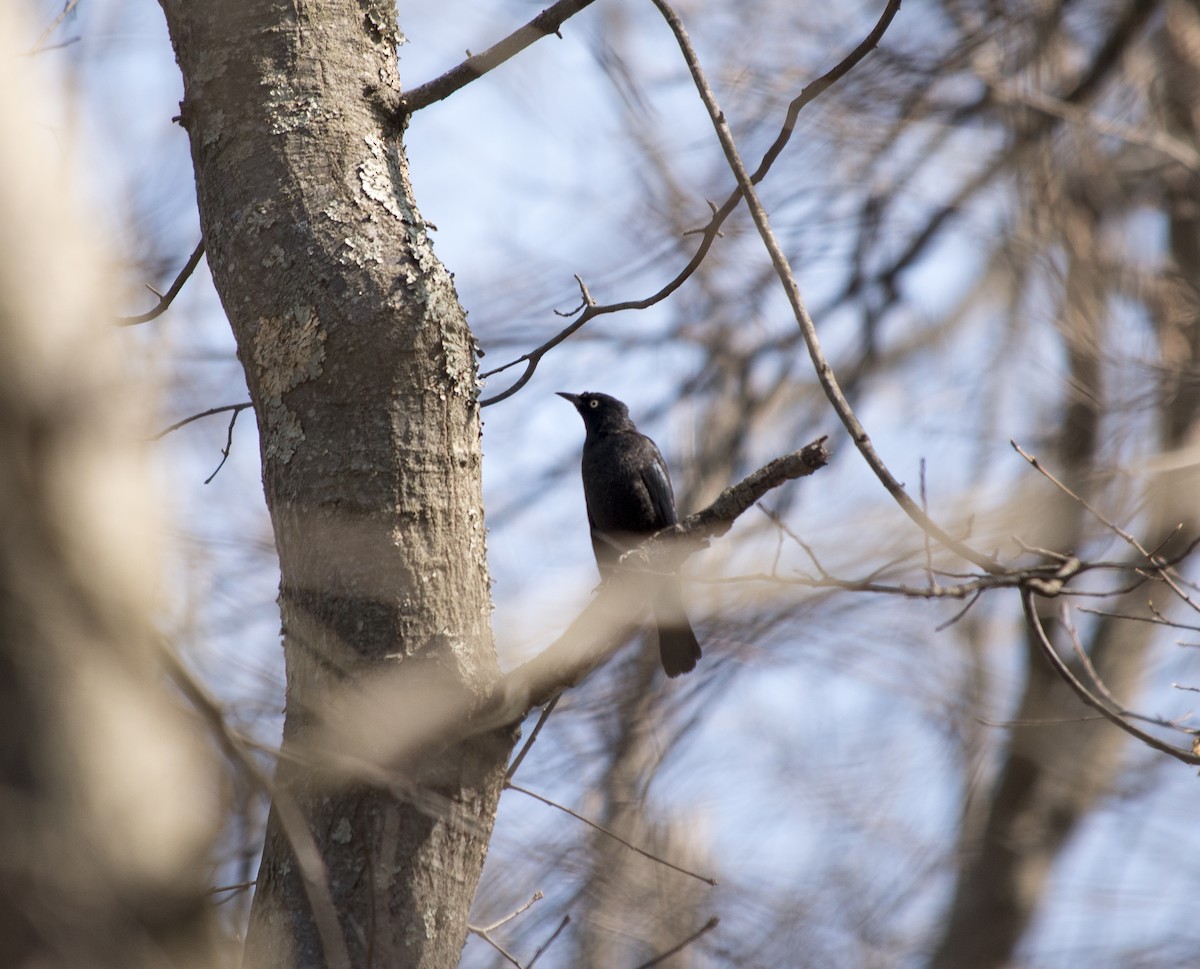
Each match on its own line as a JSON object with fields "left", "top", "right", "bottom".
{"left": 157, "top": 2, "right": 512, "bottom": 967}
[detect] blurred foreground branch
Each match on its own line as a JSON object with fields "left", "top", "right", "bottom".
{"left": 304, "top": 438, "right": 831, "bottom": 776}
{"left": 0, "top": 9, "right": 221, "bottom": 966}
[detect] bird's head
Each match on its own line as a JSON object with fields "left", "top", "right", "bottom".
{"left": 557, "top": 391, "right": 633, "bottom": 433}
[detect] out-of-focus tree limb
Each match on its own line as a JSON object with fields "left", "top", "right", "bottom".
{"left": 0, "top": 8, "right": 222, "bottom": 967}
{"left": 303, "top": 439, "right": 830, "bottom": 778}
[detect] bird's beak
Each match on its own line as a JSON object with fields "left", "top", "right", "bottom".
{"left": 556, "top": 392, "right": 581, "bottom": 407}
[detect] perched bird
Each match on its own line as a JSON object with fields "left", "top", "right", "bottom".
{"left": 558, "top": 391, "right": 701, "bottom": 677}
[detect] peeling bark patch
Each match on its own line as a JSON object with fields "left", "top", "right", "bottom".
{"left": 438, "top": 318, "right": 477, "bottom": 402}
{"left": 253, "top": 305, "right": 325, "bottom": 462}
{"left": 355, "top": 137, "right": 464, "bottom": 338}
{"left": 323, "top": 200, "right": 386, "bottom": 267}
{"left": 256, "top": 304, "right": 326, "bottom": 396}
{"left": 359, "top": 135, "right": 405, "bottom": 220}
{"left": 340, "top": 233, "right": 384, "bottom": 268}
{"left": 361, "top": 0, "right": 406, "bottom": 48}
{"left": 262, "top": 69, "right": 326, "bottom": 134}
{"left": 261, "top": 400, "right": 305, "bottom": 463}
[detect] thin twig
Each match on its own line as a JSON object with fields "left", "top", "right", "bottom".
{"left": 1078, "top": 605, "right": 1200, "bottom": 633}
{"left": 1012, "top": 440, "right": 1200, "bottom": 609}
{"left": 478, "top": 1, "right": 902, "bottom": 406}
{"left": 690, "top": 559, "right": 1081, "bottom": 600}
{"left": 204, "top": 405, "right": 244, "bottom": 484}
{"left": 209, "top": 879, "right": 256, "bottom": 896}
{"left": 757, "top": 502, "right": 829, "bottom": 576}
{"left": 920, "top": 457, "right": 936, "bottom": 589}
{"left": 477, "top": 892, "right": 545, "bottom": 933}
{"left": 1020, "top": 588, "right": 1200, "bottom": 765}
{"left": 117, "top": 238, "right": 206, "bottom": 326}
{"left": 467, "top": 927, "right": 523, "bottom": 968}
{"left": 1059, "top": 605, "right": 1197, "bottom": 735}
{"left": 152, "top": 402, "right": 253, "bottom": 441}
{"left": 632, "top": 916, "right": 720, "bottom": 969}
{"left": 505, "top": 693, "right": 561, "bottom": 781}
{"left": 1011, "top": 441, "right": 1143, "bottom": 547}
{"left": 400, "top": 0, "right": 598, "bottom": 114}
{"left": 977, "top": 714, "right": 1109, "bottom": 728}
{"left": 526, "top": 914, "right": 571, "bottom": 969}
{"left": 468, "top": 895, "right": 561, "bottom": 968}
{"left": 26, "top": 0, "right": 81, "bottom": 55}
{"left": 506, "top": 783, "right": 718, "bottom": 886}
{"left": 935, "top": 589, "right": 984, "bottom": 632}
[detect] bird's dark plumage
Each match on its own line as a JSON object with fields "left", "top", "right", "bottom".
{"left": 558, "top": 391, "right": 701, "bottom": 677}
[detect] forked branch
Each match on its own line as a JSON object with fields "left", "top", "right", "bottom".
{"left": 479, "top": 1, "right": 901, "bottom": 406}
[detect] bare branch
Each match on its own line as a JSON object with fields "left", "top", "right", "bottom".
{"left": 478, "top": 1, "right": 901, "bottom": 406}
{"left": 26, "top": 0, "right": 81, "bottom": 55}
{"left": 507, "top": 783, "right": 718, "bottom": 887}
{"left": 400, "top": 0, "right": 599, "bottom": 115}
{"left": 152, "top": 401, "right": 253, "bottom": 440}
{"left": 1011, "top": 440, "right": 1145, "bottom": 549}
{"left": 748, "top": 0, "right": 901, "bottom": 188}
{"left": 1078, "top": 605, "right": 1200, "bottom": 633}
{"left": 698, "top": 556, "right": 1083, "bottom": 601}
{"left": 1020, "top": 589, "right": 1200, "bottom": 765}
{"left": 467, "top": 926, "right": 523, "bottom": 969}
{"left": 526, "top": 914, "right": 571, "bottom": 969}
{"left": 632, "top": 916, "right": 720, "bottom": 969}
{"left": 475, "top": 892, "right": 545, "bottom": 933}
{"left": 504, "top": 693, "right": 561, "bottom": 782}
{"left": 1061, "top": 606, "right": 1198, "bottom": 735}
{"left": 669, "top": 439, "right": 830, "bottom": 547}
{"left": 116, "top": 238, "right": 205, "bottom": 326}
{"left": 649, "top": 0, "right": 1000, "bottom": 573}
{"left": 1012, "top": 439, "right": 1200, "bottom": 609}
{"left": 304, "top": 439, "right": 830, "bottom": 778}
{"left": 203, "top": 404, "right": 244, "bottom": 483}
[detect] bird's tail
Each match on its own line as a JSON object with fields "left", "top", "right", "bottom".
{"left": 653, "top": 578, "right": 701, "bottom": 677}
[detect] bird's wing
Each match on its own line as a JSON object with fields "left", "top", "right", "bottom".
{"left": 639, "top": 440, "right": 678, "bottom": 527}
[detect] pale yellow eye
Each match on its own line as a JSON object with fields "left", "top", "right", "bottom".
{"left": 589, "top": 398, "right": 599, "bottom": 408}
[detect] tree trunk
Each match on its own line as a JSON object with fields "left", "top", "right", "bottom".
{"left": 156, "top": 2, "right": 512, "bottom": 966}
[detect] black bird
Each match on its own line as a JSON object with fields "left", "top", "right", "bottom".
{"left": 558, "top": 391, "right": 701, "bottom": 677}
